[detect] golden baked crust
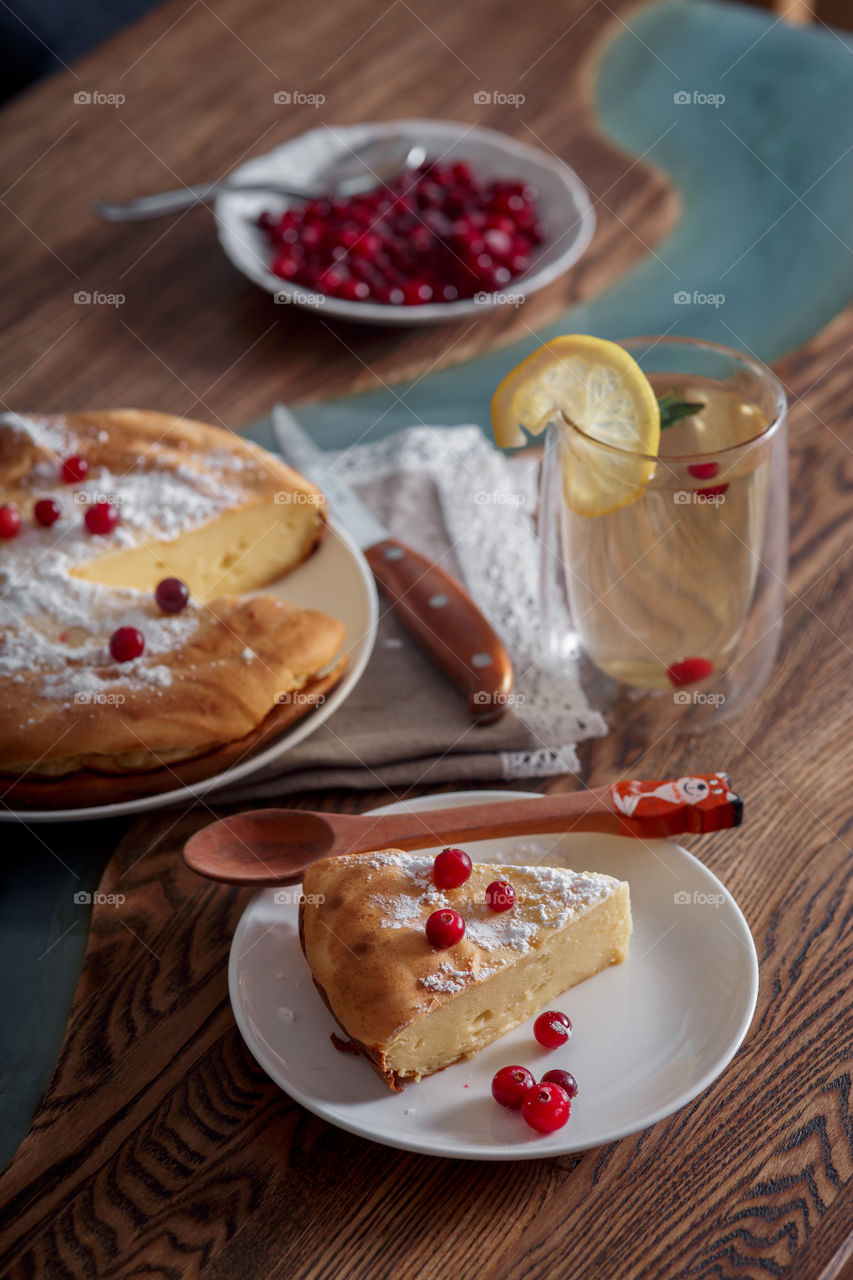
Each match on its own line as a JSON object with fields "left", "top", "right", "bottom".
{"left": 0, "top": 410, "right": 344, "bottom": 781}
{"left": 299, "top": 849, "right": 632, "bottom": 1090}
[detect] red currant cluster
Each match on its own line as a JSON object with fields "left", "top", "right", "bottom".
{"left": 258, "top": 158, "right": 544, "bottom": 305}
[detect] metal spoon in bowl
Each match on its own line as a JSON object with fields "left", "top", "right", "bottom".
{"left": 93, "top": 136, "right": 426, "bottom": 222}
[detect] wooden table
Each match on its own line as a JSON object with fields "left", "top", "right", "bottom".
{"left": 1, "top": 1, "right": 852, "bottom": 1277}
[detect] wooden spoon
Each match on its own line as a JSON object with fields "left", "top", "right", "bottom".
{"left": 183, "top": 773, "right": 742, "bottom": 886}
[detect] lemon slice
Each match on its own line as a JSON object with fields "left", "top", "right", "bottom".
{"left": 491, "top": 335, "right": 661, "bottom": 516}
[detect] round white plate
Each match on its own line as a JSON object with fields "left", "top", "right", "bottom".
{"left": 4, "top": 519, "right": 378, "bottom": 824}
{"left": 229, "top": 789, "right": 759, "bottom": 1160}
{"left": 216, "top": 118, "right": 596, "bottom": 325}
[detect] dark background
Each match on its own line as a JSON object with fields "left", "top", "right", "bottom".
{"left": 2, "top": 0, "right": 852, "bottom": 105}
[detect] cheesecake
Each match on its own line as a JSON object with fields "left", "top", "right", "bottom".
{"left": 299, "top": 849, "right": 632, "bottom": 1090}
{"left": 0, "top": 409, "right": 345, "bottom": 783}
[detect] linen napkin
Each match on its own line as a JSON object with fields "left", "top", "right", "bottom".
{"left": 219, "top": 425, "right": 606, "bottom": 801}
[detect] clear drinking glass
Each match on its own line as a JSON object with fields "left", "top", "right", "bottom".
{"left": 540, "top": 335, "right": 788, "bottom": 732}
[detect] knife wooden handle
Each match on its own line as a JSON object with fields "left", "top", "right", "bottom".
{"left": 364, "top": 538, "right": 514, "bottom": 722}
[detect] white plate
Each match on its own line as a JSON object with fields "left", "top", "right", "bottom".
{"left": 4, "top": 519, "right": 378, "bottom": 824}
{"left": 216, "top": 119, "right": 596, "bottom": 325}
{"left": 229, "top": 789, "right": 759, "bottom": 1160}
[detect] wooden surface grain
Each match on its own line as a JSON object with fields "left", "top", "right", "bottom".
{"left": 0, "top": 0, "right": 852, "bottom": 1277}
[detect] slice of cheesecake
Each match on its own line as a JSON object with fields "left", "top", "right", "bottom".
{"left": 299, "top": 849, "right": 632, "bottom": 1090}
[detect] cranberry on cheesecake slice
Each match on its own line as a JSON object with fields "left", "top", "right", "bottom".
{"left": 298, "top": 849, "right": 631, "bottom": 1091}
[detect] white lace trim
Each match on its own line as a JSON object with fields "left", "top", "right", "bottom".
{"left": 332, "top": 426, "right": 607, "bottom": 776}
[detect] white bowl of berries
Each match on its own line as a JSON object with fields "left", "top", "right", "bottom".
{"left": 215, "top": 119, "right": 596, "bottom": 324}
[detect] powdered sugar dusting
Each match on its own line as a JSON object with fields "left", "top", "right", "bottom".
{"left": 0, "top": 412, "right": 257, "bottom": 712}
{"left": 367, "top": 855, "right": 619, "bottom": 973}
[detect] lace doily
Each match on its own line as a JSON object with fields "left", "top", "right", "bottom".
{"left": 332, "top": 426, "right": 607, "bottom": 777}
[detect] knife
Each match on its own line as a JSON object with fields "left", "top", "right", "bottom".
{"left": 272, "top": 404, "right": 514, "bottom": 722}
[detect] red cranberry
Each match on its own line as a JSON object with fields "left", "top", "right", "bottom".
{"left": 155, "top": 577, "right": 189, "bottom": 614}
{"left": 34, "top": 498, "right": 61, "bottom": 528}
{"left": 542, "top": 1068, "right": 578, "bottom": 1098}
{"left": 272, "top": 255, "right": 300, "bottom": 280}
{"left": 521, "top": 1083, "right": 571, "bottom": 1133}
{"left": 337, "top": 278, "right": 371, "bottom": 301}
{"left": 687, "top": 460, "right": 719, "bottom": 480}
{"left": 0, "top": 505, "right": 21, "bottom": 538}
{"left": 667, "top": 656, "right": 714, "bottom": 687}
{"left": 491, "top": 1065, "right": 535, "bottom": 1109}
{"left": 84, "top": 502, "right": 119, "bottom": 535}
{"left": 402, "top": 280, "right": 433, "bottom": 305}
{"left": 696, "top": 483, "right": 729, "bottom": 497}
{"left": 62, "top": 455, "right": 89, "bottom": 484}
{"left": 533, "top": 1011, "right": 572, "bottom": 1049}
{"left": 432, "top": 847, "right": 472, "bottom": 889}
{"left": 109, "top": 626, "right": 145, "bottom": 662}
{"left": 425, "top": 908, "right": 465, "bottom": 949}
{"left": 485, "top": 880, "right": 515, "bottom": 912}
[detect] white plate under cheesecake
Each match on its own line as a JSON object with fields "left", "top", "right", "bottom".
{"left": 229, "top": 790, "right": 759, "bottom": 1160}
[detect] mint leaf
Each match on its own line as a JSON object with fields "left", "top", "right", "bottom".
{"left": 658, "top": 390, "right": 704, "bottom": 430}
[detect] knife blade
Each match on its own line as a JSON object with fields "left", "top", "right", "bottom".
{"left": 272, "top": 404, "right": 514, "bottom": 722}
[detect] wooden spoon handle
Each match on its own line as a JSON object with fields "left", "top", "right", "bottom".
{"left": 344, "top": 774, "right": 743, "bottom": 853}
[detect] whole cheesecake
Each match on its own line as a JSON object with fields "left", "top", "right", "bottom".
{"left": 0, "top": 409, "right": 346, "bottom": 781}
{"left": 299, "top": 849, "right": 632, "bottom": 1089}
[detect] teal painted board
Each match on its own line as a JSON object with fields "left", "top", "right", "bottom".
{"left": 285, "top": 0, "right": 853, "bottom": 450}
